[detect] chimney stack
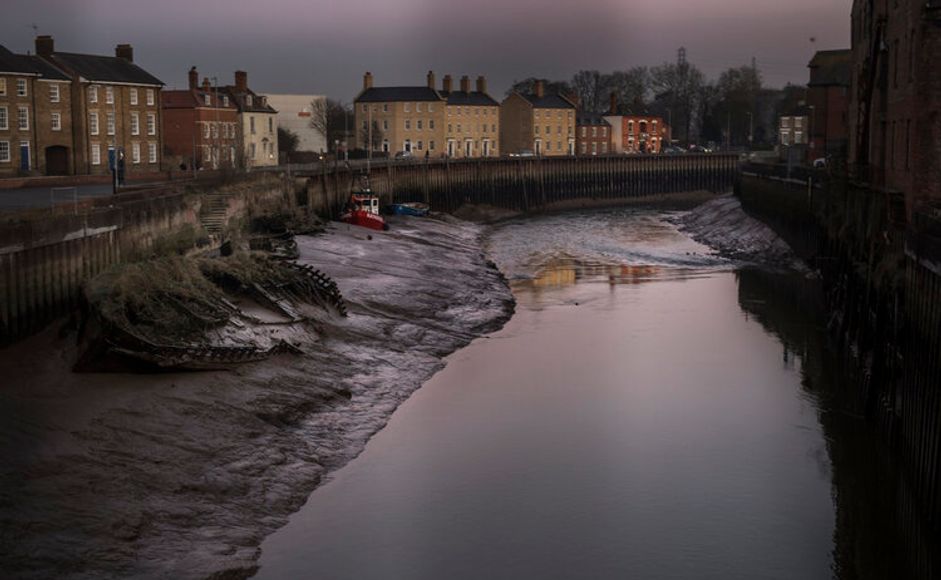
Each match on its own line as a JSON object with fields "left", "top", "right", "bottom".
{"left": 35, "top": 35, "right": 54, "bottom": 58}
{"left": 609, "top": 92, "right": 618, "bottom": 115}
{"left": 188, "top": 67, "right": 198, "bottom": 90}
{"left": 535, "top": 80, "right": 545, "bottom": 99}
{"left": 442, "top": 75, "right": 452, "bottom": 93}
{"left": 476, "top": 76, "right": 487, "bottom": 94}
{"left": 235, "top": 70, "right": 248, "bottom": 92}
{"left": 363, "top": 71, "right": 373, "bottom": 90}
{"left": 115, "top": 43, "right": 133, "bottom": 62}
{"left": 427, "top": 70, "right": 436, "bottom": 89}
{"left": 460, "top": 75, "right": 470, "bottom": 93}
{"left": 202, "top": 77, "right": 211, "bottom": 92}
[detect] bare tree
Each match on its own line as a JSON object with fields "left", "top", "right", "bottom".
{"left": 358, "top": 120, "right": 384, "bottom": 151}
{"left": 570, "top": 70, "right": 605, "bottom": 112}
{"left": 309, "top": 98, "right": 352, "bottom": 153}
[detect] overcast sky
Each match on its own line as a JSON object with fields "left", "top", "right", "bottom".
{"left": 2, "top": 0, "right": 851, "bottom": 100}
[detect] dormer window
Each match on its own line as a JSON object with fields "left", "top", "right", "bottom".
{"left": 247, "top": 95, "right": 253, "bottom": 107}
{"left": 223, "top": 96, "right": 229, "bottom": 107}
{"left": 204, "top": 94, "right": 211, "bottom": 106}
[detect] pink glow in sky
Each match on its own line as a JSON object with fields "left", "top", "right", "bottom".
{"left": 2, "top": 0, "right": 852, "bottom": 99}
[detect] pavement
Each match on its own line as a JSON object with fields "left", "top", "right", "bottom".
{"left": 0, "top": 182, "right": 149, "bottom": 211}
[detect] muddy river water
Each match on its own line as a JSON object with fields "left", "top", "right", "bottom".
{"left": 254, "top": 207, "right": 922, "bottom": 579}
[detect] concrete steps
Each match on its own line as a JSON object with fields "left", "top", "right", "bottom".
{"left": 199, "top": 193, "right": 233, "bottom": 237}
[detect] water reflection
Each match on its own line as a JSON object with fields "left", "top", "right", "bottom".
{"left": 736, "top": 267, "right": 941, "bottom": 580}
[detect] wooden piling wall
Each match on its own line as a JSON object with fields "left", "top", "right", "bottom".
{"left": 304, "top": 154, "right": 738, "bottom": 216}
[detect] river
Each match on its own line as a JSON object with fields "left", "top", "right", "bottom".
{"left": 253, "top": 206, "right": 924, "bottom": 579}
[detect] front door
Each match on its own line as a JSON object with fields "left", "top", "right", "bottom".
{"left": 465, "top": 140, "right": 472, "bottom": 157}
{"left": 45, "top": 146, "right": 69, "bottom": 175}
{"left": 19, "top": 142, "right": 29, "bottom": 172}
{"left": 447, "top": 140, "right": 455, "bottom": 157}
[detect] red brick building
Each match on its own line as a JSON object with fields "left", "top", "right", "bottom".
{"left": 604, "top": 94, "right": 670, "bottom": 154}
{"left": 576, "top": 111, "right": 613, "bottom": 156}
{"left": 807, "top": 50, "right": 851, "bottom": 162}
{"left": 162, "top": 67, "right": 240, "bottom": 170}
{"left": 849, "top": 0, "right": 941, "bottom": 210}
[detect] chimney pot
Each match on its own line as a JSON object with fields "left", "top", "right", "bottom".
{"left": 116, "top": 43, "right": 133, "bottom": 62}
{"left": 460, "top": 75, "right": 470, "bottom": 93}
{"left": 442, "top": 75, "right": 452, "bottom": 93}
{"left": 476, "top": 76, "right": 487, "bottom": 94}
{"left": 535, "top": 80, "right": 545, "bottom": 99}
{"left": 35, "top": 35, "right": 54, "bottom": 58}
{"left": 202, "top": 77, "right": 211, "bottom": 92}
{"left": 363, "top": 71, "right": 373, "bottom": 90}
{"left": 427, "top": 70, "right": 435, "bottom": 90}
{"left": 188, "top": 66, "right": 198, "bottom": 90}
{"left": 235, "top": 70, "right": 248, "bottom": 92}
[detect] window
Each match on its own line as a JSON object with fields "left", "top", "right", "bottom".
{"left": 557, "top": 141, "right": 562, "bottom": 151}
{"left": 535, "top": 125, "right": 540, "bottom": 135}
{"left": 417, "top": 120, "right": 423, "bottom": 130}
{"left": 535, "top": 111, "right": 540, "bottom": 119}
{"left": 18, "top": 106, "right": 29, "bottom": 130}
{"left": 51, "top": 112, "right": 61, "bottom": 131}
{"left": 417, "top": 140, "right": 423, "bottom": 150}
{"left": 429, "top": 119, "right": 435, "bottom": 129}
{"left": 0, "top": 78, "right": 5, "bottom": 96}
{"left": 404, "top": 103, "right": 410, "bottom": 112}
{"left": 203, "top": 123, "right": 210, "bottom": 139}
{"left": 0, "top": 141, "right": 8, "bottom": 162}
{"left": 250, "top": 117, "right": 256, "bottom": 134}
{"left": 545, "top": 125, "right": 550, "bottom": 135}
{"left": 580, "top": 142, "right": 586, "bottom": 154}
{"left": 204, "top": 94, "right": 211, "bottom": 106}
{"left": 430, "top": 140, "right": 435, "bottom": 150}
{"left": 416, "top": 103, "right": 422, "bottom": 112}
{"left": 50, "top": 84, "right": 60, "bottom": 103}
{"left": 628, "top": 121, "right": 634, "bottom": 134}
{"left": 428, "top": 103, "right": 434, "bottom": 112}
{"left": 132, "top": 142, "right": 140, "bottom": 164}
{"left": 601, "top": 143, "right": 608, "bottom": 154}
{"left": 17, "top": 78, "right": 27, "bottom": 97}
{"left": 250, "top": 143, "right": 256, "bottom": 158}
{"left": 106, "top": 111, "right": 115, "bottom": 135}
{"left": 0, "top": 107, "right": 7, "bottom": 130}
{"left": 89, "top": 112, "right": 99, "bottom": 135}
{"left": 592, "top": 142, "right": 597, "bottom": 155}
{"left": 361, "top": 104, "right": 367, "bottom": 112}
{"left": 457, "top": 123, "right": 462, "bottom": 133}
{"left": 88, "top": 85, "right": 98, "bottom": 104}
{"left": 147, "top": 113, "right": 156, "bottom": 136}
{"left": 492, "top": 124, "right": 496, "bottom": 133}
{"left": 131, "top": 113, "right": 139, "bottom": 135}
{"left": 105, "top": 86, "right": 114, "bottom": 104}
{"left": 592, "top": 127, "right": 597, "bottom": 137}
{"left": 383, "top": 104, "right": 388, "bottom": 112}
{"left": 212, "top": 124, "right": 218, "bottom": 138}
{"left": 91, "top": 143, "right": 101, "bottom": 165}
{"left": 130, "top": 88, "right": 138, "bottom": 105}
{"left": 383, "top": 120, "right": 389, "bottom": 131}
{"left": 448, "top": 123, "right": 453, "bottom": 133}
{"left": 146, "top": 89, "right": 155, "bottom": 106}
{"left": 268, "top": 117, "right": 273, "bottom": 133}
{"left": 223, "top": 95, "right": 229, "bottom": 107}
{"left": 405, "top": 119, "right": 411, "bottom": 130}
{"left": 581, "top": 126, "right": 586, "bottom": 137}
{"left": 148, "top": 142, "right": 157, "bottom": 163}
{"left": 546, "top": 141, "right": 551, "bottom": 151}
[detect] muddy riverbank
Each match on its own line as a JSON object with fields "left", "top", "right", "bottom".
{"left": 0, "top": 215, "right": 513, "bottom": 579}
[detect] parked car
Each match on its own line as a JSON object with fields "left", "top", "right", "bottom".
{"left": 509, "top": 150, "right": 536, "bottom": 158}
{"left": 813, "top": 157, "right": 828, "bottom": 168}
{"left": 394, "top": 150, "right": 413, "bottom": 160}
{"left": 662, "top": 145, "right": 687, "bottom": 155}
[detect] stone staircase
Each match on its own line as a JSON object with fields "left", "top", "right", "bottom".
{"left": 199, "top": 193, "right": 232, "bottom": 238}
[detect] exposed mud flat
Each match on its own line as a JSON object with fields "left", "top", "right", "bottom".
{"left": 0, "top": 215, "right": 513, "bottom": 579}
{"left": 674, "top": 194, "right": 807, "bottom": 270}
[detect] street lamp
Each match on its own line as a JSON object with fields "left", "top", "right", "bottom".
{"left": 746, "top": 112, "right": 754, "bottom": 149}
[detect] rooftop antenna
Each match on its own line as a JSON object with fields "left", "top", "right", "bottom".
{"left": 30, "top": 23, "right": 38, "bottom": 36}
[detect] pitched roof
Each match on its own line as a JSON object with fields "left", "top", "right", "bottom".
{"left": 22, "top": 55, "right": 70, "bottom": 81}
{"left": 220, "top": 86, "right": 277, "bottom": 113}
{"left": 808, "top": 49, "right": 851, "bottom": 87}
{"left": 0, "top": 45, "right": 39, "bottom": 75}
{"left": 441, "top": 90, "right": 499, "bottom": 107}
{"left": 577, "top": 111, "right": 611, "bottom": 126}
{"left": 48, "top": 52, "right": 163, "bottom": 86}
{"left": 520, "top": 93, "right": 576, "bottom": 109}
{"left": 162, "top": 88, "right": 240, "bottom": 110}
{"left": 356, "top": 86, "right": 444, "bottom": 103}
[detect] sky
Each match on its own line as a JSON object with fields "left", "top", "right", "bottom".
{"left": 1, "top": 0, "right": 852, "bottom": 101}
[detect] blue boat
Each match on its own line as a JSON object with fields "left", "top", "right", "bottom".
{"left": 387, "top": 202, "right": 430, "bottom": 217}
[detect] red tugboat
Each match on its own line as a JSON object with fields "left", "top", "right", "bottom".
{"left": 340, "top": 175, "right": 388, "bottom": 231}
